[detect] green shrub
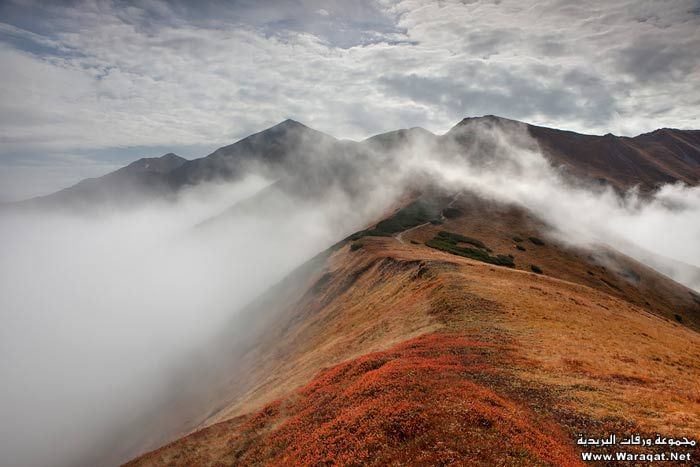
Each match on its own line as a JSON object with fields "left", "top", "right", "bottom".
{"left": 512, "top": 236, "right": 523, "bottom": 243}
{"left": 369, "top": 200, "right": 441, "bottom": 236}
{"left": 361, "top": 229, "right": 393, "bottom": 237}
{"left": 530, "top": 265, "right": 543, "bottom": 274}
{"left": 350, "top": 242, "right": 364, "bottom": 251}
{"left": 528, "top": 236, "right": 545, "bottom": 246}
{"left": 426, "top": 235, "right": 515, "bottom": 267}
{"left": 410, "top": 240, "right": 420, "bottom": 245}
{"left": 516, "top": 245, "right": 526, "bottom": 251}
{"left": 346, "top": 232, "right": 365, "bottom": 241}
{"left": 435, "top": 231, "right": 488, "bottom": 250}
{"left": 674, "top": 314, "right": 684, "bottom": 323}
{"left": 442, "top": 207, "right": 463, "bottom": 219}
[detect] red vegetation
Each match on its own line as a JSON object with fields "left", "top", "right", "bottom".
{"left": 132, "top": 333, "right": 582, "bottom": 466}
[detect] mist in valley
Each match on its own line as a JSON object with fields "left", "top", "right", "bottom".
{"left": 1, "top": 120, "right": 700, "bottom": 466}
{"left": 0, "top": 171, "right": 400, "bottom": 466}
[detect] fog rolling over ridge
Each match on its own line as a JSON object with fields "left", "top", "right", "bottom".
{"left": 0, "top": 176, "right": 398, "bottom": 466}
{"left": 428, "top": 119, "right": 700, "bottom": 291}
{"left": 1, "top": 117, "right": 700, "bottom": 466}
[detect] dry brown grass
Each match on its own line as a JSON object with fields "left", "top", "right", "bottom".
{"left": 128, "top": 196, "right": 700, "bottom": 466}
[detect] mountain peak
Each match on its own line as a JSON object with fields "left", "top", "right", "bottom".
{"left": 456, "top": 115, "right": 520, "bottom": 125}
{"left": 161, "top": 152, "right": 185, "bottom": 160}
{"left": 273, "top": 119, "right": 309, "bottom": 130}
{"left": 245, "top": 119, "right": 335, "bottom": 143}
{"left": 252, "top": 119, "right": 323, "bottom": 139}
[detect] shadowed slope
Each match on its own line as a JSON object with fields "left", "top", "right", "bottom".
{"left": 13, "top": 117, "right": 700, "bottom": 210}
{"left": 19, "top": 153, "right": 187, "bottom": 208}
{"left": 448, "top": 116, "right": 700, "bottom": 191}
{"left": 167, "top": 120, "right": 339, "bottom": 188}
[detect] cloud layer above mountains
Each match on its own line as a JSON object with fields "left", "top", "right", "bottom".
{"left": 1, "top": 0, "right": 699, "bottom": 200}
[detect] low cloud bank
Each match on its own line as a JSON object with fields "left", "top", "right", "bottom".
{"left": 397, "top": 119, "right": 700, "bottom": 290}
{"left": 1, "top": 121, "right": 699, "bottom": 467}
{"left": 0, "top": 175, "right": 397, "bottom": 467}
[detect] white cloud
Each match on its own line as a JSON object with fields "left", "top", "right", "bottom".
{"left": 0, "top": 0, "right": 699, "bottom": 200}
{"left": 0, "top": 171, "right": 403, "bottom": 466}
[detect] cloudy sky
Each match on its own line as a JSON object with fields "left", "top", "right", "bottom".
{"left": 1, "top": 0, "right": 699, "bottom": 201}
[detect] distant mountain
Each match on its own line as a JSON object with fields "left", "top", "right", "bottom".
{"left": 449, "top": 115, "right": 700, "bottom": 190}
{"left": 528, "top": 124, "right": 700, "bottom": 190}
{"left": 17, "top": 153, "right": 187, "bottom": 209}
{"left": 12, "top": 120, "right": 344, "bottom": 209}
{"left": 167, "top": 119, "right": 338, "bottom": 188}
{"left": 15, "top": 116, "right": 700, "bottom": 210}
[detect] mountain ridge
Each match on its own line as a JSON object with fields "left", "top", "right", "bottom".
{"left": 126, "top": 188, "right": 700, "bottom": 465}
{"left": 16, "top": 115, "right": 697, "bottom": 465}
{"left": 9, "top": 116, "right": 700, "bottom": 209}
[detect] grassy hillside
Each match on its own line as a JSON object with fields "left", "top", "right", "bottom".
{"left": 128, "top": 194, "right": 700, "bottom": 466}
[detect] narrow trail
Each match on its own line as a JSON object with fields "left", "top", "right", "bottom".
{"left": 395, "top": 222, "right": 430, "bottom": 244}
{"left": 446, "top": 195, "right": 459, "bottom": 209}
{"left": 394, "top": 193, "right": 461, "bottom": 244}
